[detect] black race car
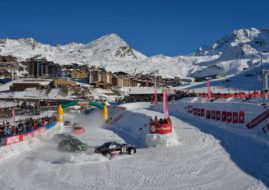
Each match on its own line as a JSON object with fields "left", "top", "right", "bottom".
{"left": 95, "top": 142, "right": 136, "bottom": 159}
{"left": 58, "top": 138, "right": 89, "bottom": 152}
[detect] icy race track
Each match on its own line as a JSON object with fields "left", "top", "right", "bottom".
{"left": 0, "top": 103, "right": 269, "bottom": 190}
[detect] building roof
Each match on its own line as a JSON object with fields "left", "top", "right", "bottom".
{"left": 53, "top": 78, "right": 78, "bottom": 86}
{"left": 13, "top": 78, "right": 52, "bottom": 86}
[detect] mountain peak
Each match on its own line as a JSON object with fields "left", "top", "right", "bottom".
{"left": 196, "top": 27, "right": 269, "bottom": 57}
{"left": 86, "top": 33, "right": 127, "bottom": 49}
{"left": 102, "top": 33, "right": 122, "bottom": 40}
{"left": 18, "top": 38, "right": 38, "bottom": 46}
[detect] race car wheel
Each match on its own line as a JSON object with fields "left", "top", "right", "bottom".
{"left": 128, "top": 148, "right": 135, "bottom": 155}
{"left": 104, "top": 152, "right": 112, "bottom": 159}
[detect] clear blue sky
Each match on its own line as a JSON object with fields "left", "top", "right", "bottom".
{"left": 0, "top": 0, "right": 268, "bottom": 56}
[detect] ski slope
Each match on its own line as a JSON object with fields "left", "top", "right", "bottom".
{"left": 0, "top": 102, "right": 268, "bottom": 189}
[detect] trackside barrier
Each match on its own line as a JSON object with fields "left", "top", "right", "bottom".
{"left": 233, "top": 112, "right": 238, "bottom": 123}
{"left": 246, "top": 109, "right": 269, "bottom": 129}
{"left": 227, "top": 112, "right": 232, "bottom": 123}
{"left": 2, "top": 122, "right": 57, "bottom": 146}
{"left": 187, "top": 106, "right": 192, "bottom": 113}
{"left": 196, "top": 91, "right": 265, "bottom": 99}
{"left": 216, "top": 111, "right": 221, "bottom": 120}
{"left": 211, "top": 110, "right": 216, "bottom": 120}
{"left": 206, "top": 110, "right": 211, "bottom": 119}
{"left": 201, "top": 109, "right": 205, "bottom": 117}
{"left": 239, "top": 111, "right": 244, "bottom": 123}
{"left": 222, "top": 111, "right": 227, "bottom": 122}
{"left": 186, "top": 106, "right": 245, "bottom": 125}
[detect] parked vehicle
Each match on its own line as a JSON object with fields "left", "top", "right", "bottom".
{"left": 95, "top": 141, "right": 136, "bottom": 159}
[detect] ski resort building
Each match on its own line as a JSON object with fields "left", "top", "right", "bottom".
{"left": 27, "top": 58, "right": 61, "bottom": 79}
{"left": 10, "top": 78, "right": 52, "bottom": 91}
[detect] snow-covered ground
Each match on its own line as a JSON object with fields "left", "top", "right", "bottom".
{"left": 0, "top": 101, "right": 268, "bottom": 189}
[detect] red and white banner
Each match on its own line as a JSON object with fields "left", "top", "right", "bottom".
{"left": 5, "top": 135, "right": 20, "bottom": 145}
{"left": 5, "top": 127, "right": 46, "bottom": 145}
{"left": 187, "top": 105, "right": 245, "bottom": 125}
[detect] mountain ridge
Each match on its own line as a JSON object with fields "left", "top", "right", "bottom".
{"left": 0, "top": 28, "right": 268, "bottom": 78}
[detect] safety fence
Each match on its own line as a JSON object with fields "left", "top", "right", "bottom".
{"left": 186, "top": 106, "right": 245, "bottom": 124}
{"left": 197, "top": 91, "right": 265, "bottom": 99}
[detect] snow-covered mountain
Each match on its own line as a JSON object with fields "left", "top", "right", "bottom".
{"left": 0, "top": 34, "right": 146, "bottom": 63}
{"left": 0, "top": 28, "right": 269, "bottom": 78}
{"left": 192, "top": 28, "right": 269, "bottom": 77}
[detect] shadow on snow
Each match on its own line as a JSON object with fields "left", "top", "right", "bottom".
{"left": 166, "top": 108, "right": 269, "bottom": 188}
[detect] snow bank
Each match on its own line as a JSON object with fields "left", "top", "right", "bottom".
{"left": 0, "top": 124, "right": 60, "bottom": 160}
{"left": 168, "top": 97, "right": 269, "bottom": 145}
{"left": 109, "top": 103, "right": 181, "bottom": 148}
{"left": 145, "top": 132, "right": 180, "bottom": 147}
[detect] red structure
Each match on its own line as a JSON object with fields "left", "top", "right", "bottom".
{"left": 71, "top": 127, "right": 85, "bottom": 134}
{"left": 150, "top": 117, "right": 172, "bottom": 134}
{"left": 150, "top": 88, "right": 173, "bottom": 134}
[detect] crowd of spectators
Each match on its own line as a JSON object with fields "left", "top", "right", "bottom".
{"left": 150, "top": 116, "right": 172, "bottom": 127}
{"left": 118, "top": 90, "right": 197, "bottom": 103}
{"left": 174, "top": 90, "right": 197, "bottom": 99}
{"left": 0, "top": 115, "right": 56, "bottom": 138}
